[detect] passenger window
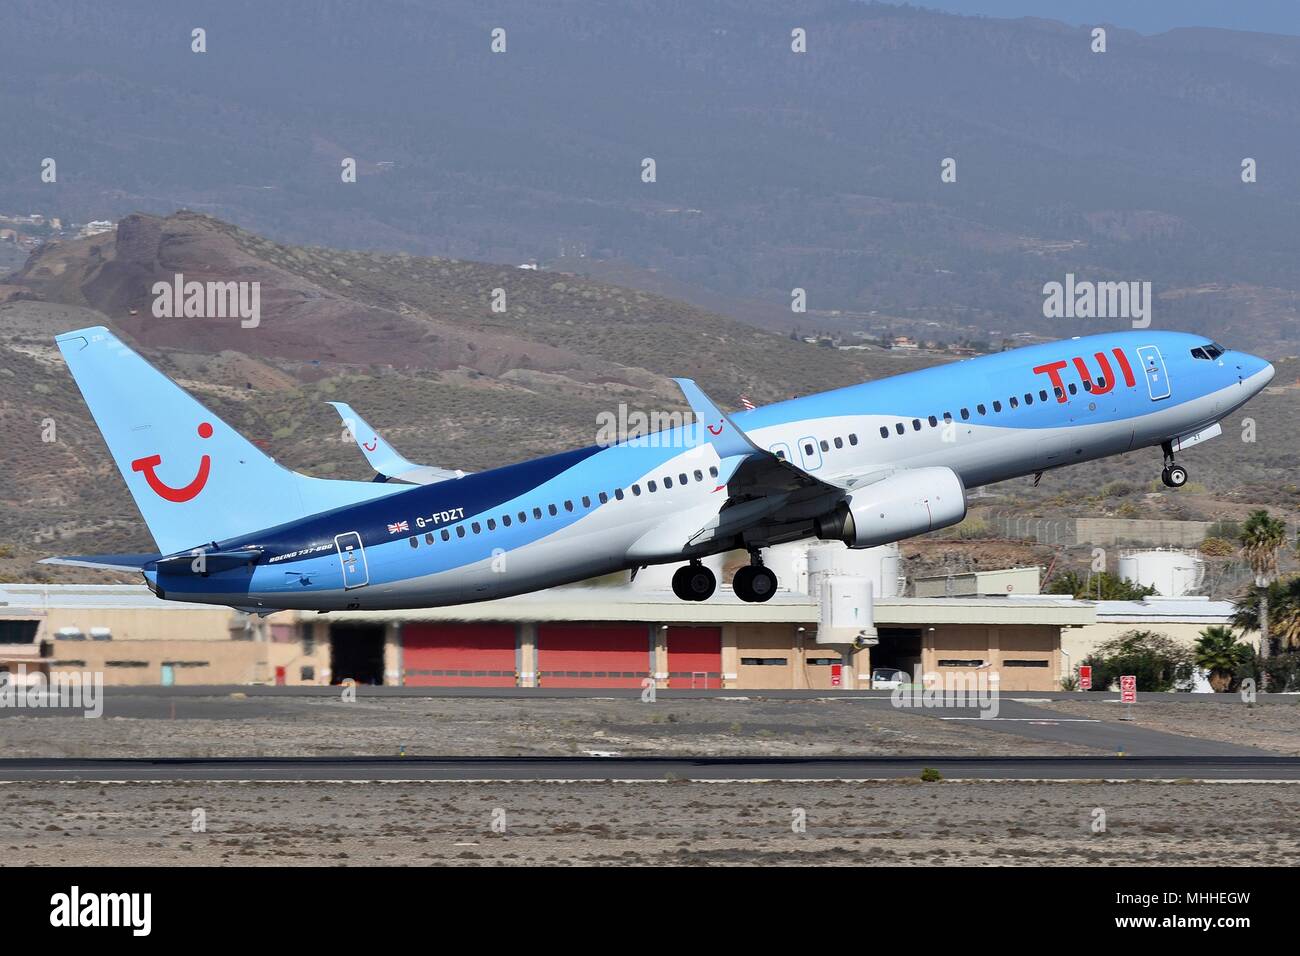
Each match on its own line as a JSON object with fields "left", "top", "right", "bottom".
{"left": 694, "top": 470, "right": 704, "bottom": 481}
{"left": 820, "top": 440, "right": 830, "bottom": 452}
{"left": 599, "top": 492, "right": 608, "bottom": 504}
{"left": 912, "top": 420, "right": 921, "bottom": 431}
{"left": 679, "top": 473, "right": 688, "bottom": 484}
{"left": 471, "top": 522, "right": 481, "bottom": 534}
{"left": 1010, "top": 396, "right": 1019, "bottom": 408}
{"left": 1040, "top": 390, "right": 1049, "bottom": 401}
{"left": 960, "top": 408, "right": 970, "bottom": 420}
{"left": 548, "top": 504, "right": 558, "bottom": 515}
{"left": 834, "top": 437, "right": 843, "bottom": 448}
{"left": 615, "top": 488, "right": 625, "bottom": 500}
{"left": 487, "top": 518, "right": 496, "bottom": 531}
{"left": 647, "top": 482, "right": 657, "bottom": 493}
{"left": 894, "top": 423, "right": 904, "bottom": 435}
{"left": 533, "top": 507, "right": 542, "bottom": 519}
{"left": 709, "top": 466, "right": 718, "bottom": 478}
{"left": 1024, "top": 393, "right": 1034, "bottom": 405}
{"left": 518, "top": 512, "right": 527, "bottom": 523}
{"left": 582, "top": 495, "right": 591, "bottom": 507}
{"left": 943, "top": 412, "right": 953, "bottom": 422}
{"left": 441, "top": 529, "right": 450, "bottom": 541}
{"left": 879, "top": 426, "right": 889, "bottom": 438}
{"left": 1097, "top": 377, "right": 1106, "bottom": 388}
{"left": 1082, "top": 380, "right": 1092, "bottom": 392}
{"left": 456, "top": 526, "right": 466, "bottom": 538}
{"left": 1068, "top": 383, "right": 1077, "bottom": 395}
{"left": 409, "top": 536, "right": 418, "bottom": 549}
{"left": 928, "top": 415, "right": 938, "bottom": 427}
{"left": 804, "top": 443, "right": 815, "bottom": 455}
{"left": 564, "top": 500, "right": 573, "bottom": 511}
{"left": 425, "top": 533, "right": 434, "bottom": 545}
{"left": 848, "top": 434, "right": 858, "bottom": 446}
{"left": 663, "top": 477, "right": 672, "bottom": 489}
{"left": 976, "top": 404, "right": 986, "bottom": 415}
{"left": 1053, "top": 386, "right": 1063, "bottom": 399}
{"left": 632, "top": 485, "right": 641, "bottom": 496}
{"left": 503, "top": 515, "right": 512, "bottom": 527}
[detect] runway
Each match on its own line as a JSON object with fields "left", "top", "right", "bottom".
{"left": 3, "top": 754, "right": 1300, "bottom": 782}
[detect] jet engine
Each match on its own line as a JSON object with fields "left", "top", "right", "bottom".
{"left": 814, "top": 467, "right": 967, "bottom": 549}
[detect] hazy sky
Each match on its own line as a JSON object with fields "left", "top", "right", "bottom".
{"left": 905, "top": 1, "right": 1300, "bottom": 36}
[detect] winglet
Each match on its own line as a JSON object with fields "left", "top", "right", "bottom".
{"left": 328, "top": 401, "right": 425, "bottom": 478}
{"left": 672, "top": 378, "right": 763, "bottom": 460}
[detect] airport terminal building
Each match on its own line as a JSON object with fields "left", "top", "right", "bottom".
{"left": 0, "top": 541, "right": 1242, "bottom": 692}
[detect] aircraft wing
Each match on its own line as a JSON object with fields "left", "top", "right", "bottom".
{"left": 659, "top": 378, "right": 855, "bottom": 551}
{"left": 327, "top": 402, "right": 467, "bottom": 484}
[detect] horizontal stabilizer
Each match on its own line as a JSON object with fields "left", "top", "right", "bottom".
{"left": 40, "top": 553, "right": 160, "bottom": 573}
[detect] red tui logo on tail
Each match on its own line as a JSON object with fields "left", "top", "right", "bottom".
{"left": 130, "top": 422, "right": 213, "bottom": 502}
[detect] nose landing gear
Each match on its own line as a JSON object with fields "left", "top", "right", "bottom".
{"left": 1160, "top": 441, "right": 1188, "bottom": 488}
{"left": 733, "top": 551, "right": 778, "bottom": 603}
{"left": 671, "top": 560, "right": 717, "bottom": 601}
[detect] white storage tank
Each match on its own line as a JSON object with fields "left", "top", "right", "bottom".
{"left": 1117, "top": 549, "right": 1205, "bottom": 597}
{"left": 807, "top": 542, "right": 903, "bottom": 600}
{"left": 759, "top": 542, "right": 810, "bottom": 593}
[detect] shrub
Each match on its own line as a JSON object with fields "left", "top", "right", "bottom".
{"left": 1082, "top": 630, "right": 1195, "bottom": 692}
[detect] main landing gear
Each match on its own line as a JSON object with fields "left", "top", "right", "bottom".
{"left": 1160, "top": 441, "right": 1188, "bottom": 488}
{"left": 733, "top": 552, "right": 778, "bottom": 603}
{"left": 671, "top": 560, "right": 716, "bottom": 601}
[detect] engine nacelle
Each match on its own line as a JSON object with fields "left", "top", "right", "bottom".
{"left": 814, "top": 467, "right": 967, "bottom": 549}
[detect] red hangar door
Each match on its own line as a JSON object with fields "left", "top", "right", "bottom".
{"left": 401, "top": 623, "right": 517, "bottom": 687}
{"left": 537, "top": 623, "right": 652, "bottom": 688}
{"left": 667, "top": 626, "right": 722, "bottom": 689}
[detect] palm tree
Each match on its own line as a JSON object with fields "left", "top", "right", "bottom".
{"left": 1239, "top": 510, "right": 1288, "bottom": 666}
{"left": 1194, "top": 625, "right": 1248, "bottom": 692}
{"left": 1233, "top": 578, "right": 1300, "bottom": 651}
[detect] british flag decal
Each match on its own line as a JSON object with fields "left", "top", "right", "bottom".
{"left": 387, "top": 520, "right": 410, "bottom": 534}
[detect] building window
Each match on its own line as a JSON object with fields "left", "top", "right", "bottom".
{"left": 937, "top": 659, "right": 984, "bottom": 667}
{"left": 1003, "top": 659, "right": 1050, "bottom": 667}
{"left": 741, "top": 657, "right": 789, "bottom": 666}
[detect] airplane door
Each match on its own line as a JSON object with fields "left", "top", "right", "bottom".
{"left": 334, "top": 532, "right": 369, "bottom": 589}
{"left": 1136, "top": 345, "right": 1171, "bottom": 401}
{"left": 797, "top": 435, "right": 823, "bottom": 471}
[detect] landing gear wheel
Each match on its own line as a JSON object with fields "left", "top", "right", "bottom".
{"left": 733, "top": 564, "right": 778, "bottom": 603}
{"left": 1162, "top": 464, "right": 1188, "bottom": 488}
{"left": 671, "top": 562, "right": 716, "bottom": 601}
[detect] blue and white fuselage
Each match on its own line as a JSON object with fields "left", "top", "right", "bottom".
{"left": 49, "top": 327, "right": 1273, "bottom": 611}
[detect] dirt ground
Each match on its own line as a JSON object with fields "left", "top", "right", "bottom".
{"left": 1036, "top": 697, "right": 1300, "bottom": 757}
{"left": 3, "top": 779, "right": 1296, "bottom": 866}
{"left": 0, "top": 695, "right": 1102, "bottom": 759}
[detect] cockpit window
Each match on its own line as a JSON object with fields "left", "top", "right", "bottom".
{"left": 1191, "top": 343, "right": 1226, "bottom": 361}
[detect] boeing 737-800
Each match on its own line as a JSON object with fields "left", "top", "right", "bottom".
{"left": 46, "top": 326, "right": 1272, "bottom": 611}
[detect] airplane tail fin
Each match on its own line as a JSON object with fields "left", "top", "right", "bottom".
{"left": 54, "top": 326, "right": 404, "bottom": 556}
